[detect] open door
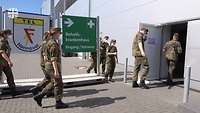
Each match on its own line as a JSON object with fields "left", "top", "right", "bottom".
{"left": 139, "top": 23, "right": 162, "bottom": 80}
{"left": 185, "top": 20, "right": 200, "bottom": 90}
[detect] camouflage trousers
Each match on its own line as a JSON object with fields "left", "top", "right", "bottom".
{"left": 0, "top": 65, "right": 16, "bottom": 90}
{"left": 87, "top": 58, "right": 97, "bottom": 73}
{"left": 40, "top": 63, "right": 63, "bottom": 101}
{"left": 35, "top": 65, "right": 51, "bottom": 91}
{"left": 133, "top": 56, "right": 149, "bottom": 81}
{"left": 105, "top": 57, "right": 116, "bottom": 79}
{"left": 100, "top": 56, "right": 106, "bottom": 73}
{"left": 167, "top": 60, "right": 176, "bottom": 82}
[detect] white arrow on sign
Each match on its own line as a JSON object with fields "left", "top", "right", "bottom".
{"left": 64, "top": 18, "right": 74, "bottom": 27}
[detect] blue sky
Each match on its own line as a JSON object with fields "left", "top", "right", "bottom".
{"left": 0, "top": 0, "right": 43, "bottom": 13}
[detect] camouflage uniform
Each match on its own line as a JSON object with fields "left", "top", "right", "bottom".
{"left": 38, "top": 39, "right": 51, "bottom": 87}
{"left": 132, "top": 32, "right": 149, "bottom": 82}
{"left": 100, "top": 41, "right": 109, "bottom": 74}
{"left": 87, "top": 52, "right": 97, "bottom": 73}
{"left": 105, "top": 45, "right": 117, "bottom": 80}
{"left": 34, "top": 38, "right": 63, "bottom": 101}
{"left": 30, "top": 39, "right": 52, "bottom": 95}
{"left": 0, "top": 36, "right": 16, "bottom": 93}
{"left": 163, "top": 40, "right": 182, "bottom": 84}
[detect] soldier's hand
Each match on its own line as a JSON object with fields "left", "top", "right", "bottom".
{"left": 54, "top": 71, "right": 60, "bottom": 78}
{"left": 141, "top": 52, "right": 146, "bottom": 57}
{"left": 8, "top": 61, "right": 13, "bottom": 67}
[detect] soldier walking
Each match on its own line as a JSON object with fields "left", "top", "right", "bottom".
{"left": 0, "top": 29, "right": 16, "bottom": 96}
{"left": 104, "top": 39, "right": 118, "bottom": 82}
{"left": 30, "top": 31, "right": 53, "bottom": 97}
{"left": 132, "top": 28, "right": 149, "bottom": 89}
{"left": 100, "top": 36, "right": 109, "bottom": 74}
{"left": 87, "top": 52, "right": 97, "bottom": 73}
{"left": 33, "top": 28, "right": 68, "bottom": 109}
{"left": 163, "top": 33, "right": 182, "bottom": 89}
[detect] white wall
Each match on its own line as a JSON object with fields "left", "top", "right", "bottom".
{"left": 65, "top": 0, "right": 200, "bottom": 66}
{"left": 4, "top": 11, "right": 50, "bottom": 53}
{"left": 4, "top": 11, "right": 50, "bottom": 79}
{"left": 185, "top": 20, "right": 200, "bottom": 90}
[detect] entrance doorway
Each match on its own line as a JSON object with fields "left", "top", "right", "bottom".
{"left": 168, "top": 23, "right": 187, "bottom": 78}
{"left": 139, "top": 22, "right": 187, "bottom": 80}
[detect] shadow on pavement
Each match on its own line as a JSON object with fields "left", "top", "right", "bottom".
{"left": 149, "top": 80, "right": 184, "bottom": 89}
{"left": 43, "top": 96, "right": 126, "bottom": 109}
{"left": 69, "top": 96, "right": 126, "bottom": 108}
{"left": 0, "top": 86, "right": 33, "bottom": 100}
{"left": 63, "top": 89, "right": 108, "bottom": 97}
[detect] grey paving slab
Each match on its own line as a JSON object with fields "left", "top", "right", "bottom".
{"left": 1, "top": 82, "right": 197, "bottom": 113}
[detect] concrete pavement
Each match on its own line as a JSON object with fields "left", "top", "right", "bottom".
{"left": 0, "top": 57, "right": 200, "bottom": 113}
{"left": 0, "top": 81, "right": 199, "bottom": 113}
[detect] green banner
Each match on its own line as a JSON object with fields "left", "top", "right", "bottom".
{"left": 62, "top": 15, "right": 96, "bottom": 52}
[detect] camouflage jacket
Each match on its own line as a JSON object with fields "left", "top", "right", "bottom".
{"left": 45, "top": 38, "right": 61, "bottom": 69}
{"left": 132, "top": 32, "right": 145, "bottom": 57}
{"left": 107, "top": 45, "right": 117, "bottom": 60}
{"left": 0, "top": 36, "right": 11, "bottom": 65}
{"left": 163, "top": 40, "right": 182, "bottom": 61}
{"left": 40, "top": 39, "right": 48, "bottom": 66}
{"left": 100, "top": 41, "right": 109, "bottom": 57}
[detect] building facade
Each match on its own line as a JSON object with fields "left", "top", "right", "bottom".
{"left": 42, "top": 0, "right": 200, "bottom": 91}
{"left": 41, "top": 0, "right": 51, "bottom": 15}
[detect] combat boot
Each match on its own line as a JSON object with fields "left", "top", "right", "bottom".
{"left": 139, "top": 80, "right": 149, "bottom": 89}
{"left": 132, "top": 81, "right": 139, "bottom": 88}
{"left": 30, "top": 87, "right": 40, "bottom": 96}
{"left": 55, "top": 100, "right": 69, "bottom": 109}
{"left": 10, "top": 88, "right": 17, "bottom": 97}
{"left": 167, "top": 79, "right": 174, "bottom": 89}
{"left": 86, "top": 69, "right": 90, "bottom": 73}
{"left": 109, "top": 77, "right": 115, "bottom": 82}
{"left": 33, "top": 93, "right": 45, "bottom": 107}
{"left": 104, "top": 77, "right": 109, "bottom": 83}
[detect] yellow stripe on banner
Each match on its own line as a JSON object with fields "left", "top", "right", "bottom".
{"left": 14, "top": 17, "right": 44, "bottom": 26}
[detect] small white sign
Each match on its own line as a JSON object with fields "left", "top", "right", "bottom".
{"left": 8, "top": 8, "right": 18, "bottom": 19}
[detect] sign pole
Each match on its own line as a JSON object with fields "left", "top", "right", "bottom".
{"left": 96, "top": 16, "right": 100, "bottom": 75}
{"left": 86, "top": 0, "right": 92, "bottom": 59}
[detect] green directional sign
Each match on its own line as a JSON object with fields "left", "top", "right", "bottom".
{"left": 62, "top": 15, "right": 96, "bottom": 52}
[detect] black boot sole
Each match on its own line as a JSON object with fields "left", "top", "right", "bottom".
{"left": 55, "top": 104, "right": 69, "bottom": 109}
{"left": 33, "top": 97, "right": 42, "bottom": 107}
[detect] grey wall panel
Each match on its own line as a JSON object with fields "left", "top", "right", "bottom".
{"left": 159, "top": 26, "right": 171, "bottom": 79}
{"left": 139, "top": 24, "right": 162, "bottom": 80}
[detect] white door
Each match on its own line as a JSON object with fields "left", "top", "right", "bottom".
{"left": 185, "top": 20, "right": 200, "bottom": 90}
{"left": 139, "top": 23, "right": 162, "bottom": 80}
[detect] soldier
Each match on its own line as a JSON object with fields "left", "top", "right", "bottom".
{"left": 87, "top": 52, "right": 97, "bottom": 73}
{"left": 132, "top": 27, "right": 149, "bottom": 89}
{"left": 33, "top": 28, "right": 68, "bottom": 109}
{"left": 30, "top": 31, "right": 53, "bottom": 96}
{"left": 163, "top": 33, "right": 182, "bottom": 89}
{"left": 100, "top": 36, "right": 109, "bottom": 74}
{"left": 104, "top": 39, "right": 118, "bottom": 82}
{"left": 0, "top": 29, "right": 16, "bottom": 96}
